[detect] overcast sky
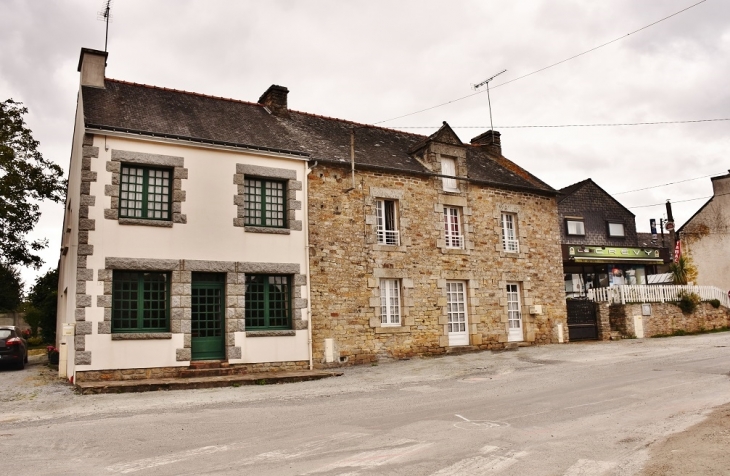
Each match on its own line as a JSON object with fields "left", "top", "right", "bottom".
{"left": 2, "top": 0, "right": 729, "bottom": 289}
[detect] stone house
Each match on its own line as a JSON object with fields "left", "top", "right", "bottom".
{"left": 57, "top": 49, "right": 313, "bottom": 382}
{"left": 678, "top": 172, "right": 730, "bottom": 291}
{"left": 308, "top": 124, "right": 568, "bottom": 367}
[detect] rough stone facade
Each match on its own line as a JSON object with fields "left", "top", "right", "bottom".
{"left": 308, "top": 160, "right": 568, "bottom": 368}
{"left": 609, "top": 302, "right": 729, "bottom": 337}
{"left": 74, "top": 134, "right": 98, "bottom": 366}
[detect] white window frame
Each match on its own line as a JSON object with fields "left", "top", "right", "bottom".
{"left": 375, "top": 199, "right": 400, "bottom": 246}
{"left": 446, "top": 281, "right": 468, "bottom": 334}
{"left": 501, "top": 213, "right": 519, "bottom": 253}
{"left": 566, "top": 219, "right": 585, "bottom": 236}
{"left": 441, "top": 158, "right": 459, "bottom": 192}
{"left": 443, "top": 206, "right": 464, "bottom": 249}
{"left": 607, "top": 222, "right": 625, "bottom": 237}
{"left": 506, "top": 283, "right": 523, "bottom": 342}
{"left": 380, "top": 279, "right": 401, "bottom": 326}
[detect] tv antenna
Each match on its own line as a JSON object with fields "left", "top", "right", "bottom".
{"left": 472, "top": 69, "right": 507, "bottom": 143}
{"left": 97, "top": 0, "right": 113, "bottom": 52}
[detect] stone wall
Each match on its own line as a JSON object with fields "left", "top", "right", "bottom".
{"left": 609, "top": 302, "right": 729, "bottom": 337}
{"left": 308, "top": 163, "right": 567, "bottom": 367}
{"left": 75, "top": 360, "right": 309, "bottom": 382}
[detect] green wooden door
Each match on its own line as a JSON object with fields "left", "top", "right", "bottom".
{"left": 191, "top": 273, "right": 226, "bottom": 360}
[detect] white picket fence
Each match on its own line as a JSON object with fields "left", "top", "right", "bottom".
{"left": 587, "top": 285, "right": 730, "bottom": 308}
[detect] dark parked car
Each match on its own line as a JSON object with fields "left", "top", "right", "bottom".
{"left": 0, "top": 326, "right": 28, "bottom": 370}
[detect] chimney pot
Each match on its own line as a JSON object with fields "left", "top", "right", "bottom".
{"left": 258, "top": 85, "right": 289, "bottom": 114}
{"left": 77, "top": 48, "right": 108, "bottom": 88}
{"left": 470, "top": 130, "right": 501, "bottom": 155}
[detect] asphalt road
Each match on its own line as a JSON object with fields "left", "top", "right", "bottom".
{"left": 2, "top": 333, "right": 729, "bottom": 475}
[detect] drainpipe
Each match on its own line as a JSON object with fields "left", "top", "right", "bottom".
{"left": 305, "top": 161, "right": 316, "bottom": 370}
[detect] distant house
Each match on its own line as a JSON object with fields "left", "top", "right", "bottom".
{"left": 556, "top": 179, "right": 667, "bottom": 340}
{"left": 57, "top": 47, "right": 570, "bottom": 383}
{"left": 678, "top": 172, "right": 730, "bottom": 291}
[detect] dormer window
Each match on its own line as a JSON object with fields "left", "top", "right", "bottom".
{"left": 608, "top": 222, "right": 625, "bottom": 237}
{"left": 441, "top": 158, "right": 459, "bottom": 192}
{"left": 566, "top": 219, "right": 585, "bottom": 236}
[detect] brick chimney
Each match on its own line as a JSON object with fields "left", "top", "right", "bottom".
{"left": 258, "top": 85, "right": 289, "bottom": 114}
{"left": 77, "top": 48, "right": 108, "bottom": 88}
{"left": 470, "top": 130, "right": 501, "bottom": 155}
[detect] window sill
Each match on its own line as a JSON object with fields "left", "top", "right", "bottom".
{"left": 372, "top": 244, "right": 407, "bottom": 252}
{"left": 119, "top": 218, "right": 173, "bottom": 228}
{"left": 246, "top": 330, "right": 296, "bottom": 337}
{"left": 442, "top": 248, "right": 469, "bottom": 255}
{"left": 111, "top": 332, "right": 172, "bottom": 340}
{"left": 244, "top": 226, "right": 291, "bottom": 235}
{"left": 375, "top": 326, "right": 411, "bottom": 334}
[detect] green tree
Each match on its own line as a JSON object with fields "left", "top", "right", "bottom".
{"left": 1, "top": 99, "right": 65, "bottom": 269}
{"left": 0, "top": 263, "right": 22, "bottom": 311}
{"left": 27, "top": 267, "right": 58, "bottom": 344}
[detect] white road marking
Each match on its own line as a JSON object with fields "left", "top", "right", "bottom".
{"left": 431, "top": 450, "right": 528, "bottom": 475}
{"left": 454, "top": 414, "right": 508, "bottom": 430}
{"left": 564, "top": 395, "right": 636, "bottom": 410}
{"left": 563, "top": 459, "right": 616, "bottom": 476}
{"left": 239, "top": 432, "right": 367, "bottom": 465}
{"left": 305, "top": 442, "right": 432, "bottom": 473}
{"left": 106, "top": 445, "right": 231, "bottom": 474}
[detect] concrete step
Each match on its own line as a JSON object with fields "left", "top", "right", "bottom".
{"left": 188, "top": 360, "right": 226, "bottom": 370}
{"left": 178, "top": 367, "right": 246, "bottom": 378}
{"left": 445, "top": 345, "right": 480, "bottom": 354}
{"left": 610, "top": 332, "right": 623, "bottom": 341}
{"left": 75, "top": 370, "right": 343, "bottom": 395}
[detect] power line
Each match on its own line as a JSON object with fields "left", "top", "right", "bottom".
{"left": 613, "top": 172, "right": 727, "bottom": 195}
{"left": 628, "top": 196, "right": 711, "bottom": 209}
{"left": 374, "top": 0, "right": 707, "bottom": 125}
{"left": 391, "top": 118, "right": 730, "bottom": 129}
{"left": 628, "top": 191, "right": 730, "bottom": 209}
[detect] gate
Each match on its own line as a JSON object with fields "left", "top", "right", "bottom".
{"left": 566, "top": 299, "right": 598, "bottom": 341}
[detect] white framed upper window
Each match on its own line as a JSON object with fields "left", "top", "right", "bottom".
{"left": 441, "top": 158, "right": 459, "bottom": 192}
{"left": 566, "top": 219, "right": 585, "bottom": 236}
{"left": 501, "top": 213, "right": 519, "bottom": 252}
{"left": 380, "top": 279, "right": 401, "bottom": 326}
{"left": 375, "top": 199, "right": 399, "bottom": 246}
{"left": 443, "top": 206, "right": 464, "bottom": 249}
{"left": 607, "top": 222, "right": 625, "bottom": 237}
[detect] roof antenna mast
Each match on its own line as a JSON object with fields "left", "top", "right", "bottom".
{"left": 472, "top": 69, "right": 507, "bottom": 144}
{"left": 97, "top": 0, "right": 113, "bottom": 52}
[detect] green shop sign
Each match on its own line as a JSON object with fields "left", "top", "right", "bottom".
{"left": 567, "top": 245, "right": 662, "bottom": 263}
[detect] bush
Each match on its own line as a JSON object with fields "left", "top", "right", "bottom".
{"left": 677, "top": 291, "right": 700, "bottom": 314}
{"left": 709, "top": 299, "right": 721, "bottom": 309}
{"left": 27, "top": 336, "right": 43, "bottom": 346}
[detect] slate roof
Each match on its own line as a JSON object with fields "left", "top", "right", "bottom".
{"left": 558, "top": 178, "right": 634, "bottom": 216}
{"left": 82, "top": 79, "right": 555, "bottom": 195}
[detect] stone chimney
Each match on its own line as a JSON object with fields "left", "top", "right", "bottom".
{"left": 258, "top": 85, "right": 289, "bottom": 114}
{"left": 710, "top": 171, "right": 730, "bottom": 196}
{"left": 77, "top": 48, "right": 108, "bottom": 88}
{"left": 470, "top": 130, "right": 501, "bottom": 155}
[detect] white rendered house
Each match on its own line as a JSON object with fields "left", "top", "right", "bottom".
{"left": 57, "top": 48, "right": 312, "bottom": 382}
